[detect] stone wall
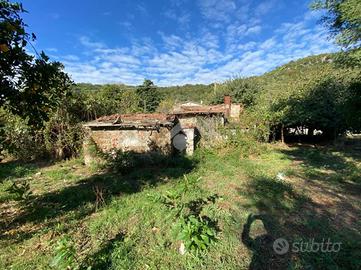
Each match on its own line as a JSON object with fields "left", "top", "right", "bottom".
{"left": 177, "top": 115, "right": 225, "bottom": 129}
{"left": 230, "top": 104, "right": 241, "bottom": 122}
{"left": 177, "top": 115, "right": 225, "bottom": 150}
{"left": 83, "top": 127, "right": 172, "bottom": 165}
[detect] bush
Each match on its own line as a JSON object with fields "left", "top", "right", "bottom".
{"left": 218, "top": 127, "right": 267, "bottom": 158}
{"left": 102, "top": 149, "right": 139, "bottom": 173}
{"left": 44, "top": 111, "right": 84, "bottom": 160}
{"left": 7, "top": 178, "right": 32, "bottom": 201}
{"left": 50, "top": 235, "right": 79, "bottom": 270}
{"left": 0, "top": 108, "right": 84, "bottom": 160}
{"left": 150, "top": 175, "right": 219, "bottom": 254}
{"left": 178, "top": 215, "right": 217, "bottom": 253}
{"left": 0, "top": 113, "right": 47, "bottom": 160}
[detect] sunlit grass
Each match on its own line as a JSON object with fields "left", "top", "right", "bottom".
{"left": 0, "top": 144, "right": 360, "bottom": 269}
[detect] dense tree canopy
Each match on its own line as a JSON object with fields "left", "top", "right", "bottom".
{"left": 0, "top": 0, "right": 72, "bottom": 127}
{"left": 210, "top": 77, "right": 261, "bottom": 108}
{"left": 210, "top": 54, "right": 360, "bottom": 140}
{"left": 312, "top": 0, "right": 361, "bottom": 66}
{"left": 247, "top": 54, "right": 361, "bottom": 140}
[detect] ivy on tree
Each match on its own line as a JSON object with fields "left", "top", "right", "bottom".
{"left": 0, "top": 0, "right": 72, "bottom": 127}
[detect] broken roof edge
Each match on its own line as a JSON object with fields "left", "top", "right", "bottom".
{"left": 172, "top": 104, "right": 227, "bottom": 115}
{"left": 83, "top": 122, "right": 175, "bottom": 129}
{"left": 83, "top": 113, "right": 177, "bottom": 128}
{"left": 172, "top": 110, "right": 225, "bottom": 116}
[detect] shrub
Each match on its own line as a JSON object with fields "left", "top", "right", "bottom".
{"left": 0, "top": 108, "right": 84, "bottom": 160}
{"left": 0, "top": 113, "right": 47, "bottom": 160}
{"left": 148, "top": 175, "right": 201, "bottom": 216}
{"left": 7, "top": 178, "right": 32, "bottom": 201}
{"left": 150, "top": 175, "right": 219, "bottom": 254}
{"left": 44, "top": 111, "right": 84, "bottom": 160}
{"left": 218, "top": 127, "right": 267, "bottom": 158}
{"left": 178, "top": 215, "right": 217, "bottom": 253}
{"left": 100, "top": 149, "right": 147, "bottom": 173}
{"left": 50, "top": 235, "right": 79, "bottom": 270}
{"left": 99, "top": 147, "right": 171, "bottom": 173}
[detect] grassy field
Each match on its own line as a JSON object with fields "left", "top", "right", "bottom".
{"left": 0, "top": 142, "right": 360, "bottom": 269}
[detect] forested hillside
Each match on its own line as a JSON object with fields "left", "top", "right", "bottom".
{"left": 211, "top": 53, "right": 361, "bottom": 140}
{"left": 69, "top": 53, "right": 361, "bottom": 141}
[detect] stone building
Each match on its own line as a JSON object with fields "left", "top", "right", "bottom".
{"left": 83, "top": 113, "right": 177, "bottom": 165}
{"left": 171, "top": 96, "right": 242, "bottom": 155}
{"left": 83, "top": 96, "right": 242, "bottom": 164}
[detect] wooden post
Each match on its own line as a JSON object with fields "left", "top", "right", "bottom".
{"left": 281, "top": 124, "right": 285, "bottom": 143}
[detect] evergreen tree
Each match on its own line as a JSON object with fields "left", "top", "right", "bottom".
{"left": 136, "top": 79, "right": 161, "bottom": 112}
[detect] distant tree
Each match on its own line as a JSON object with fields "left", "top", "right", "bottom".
{"left": 157, "top": 97, "right": 175, "bottom": 113}
{"left": 0, "top": 0, "right": 72, "bottom": 127}
{"left": 136, "top": 79, "right": 161, "bottom": 112}
{"left": 311, "top": 0, "right": 361, "bottom": 66}
{"left": 97, "top": 84, "right": 140, "bottom": 115}
{"left": 210, "top": 78, "right": 261, "bottom": 108}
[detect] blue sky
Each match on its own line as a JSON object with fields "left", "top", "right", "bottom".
{"left": 22, "top": 0, "right": 337, "bottom": 86}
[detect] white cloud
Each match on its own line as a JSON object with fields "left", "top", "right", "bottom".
{"left": 79, "top": 36, "right": 105, "bottom": 50}
{"left": 255, "top": 1, "right": 276, "bottom": 16}
{"left": 136, "top": 2, "right": 148, "bottom": 16}
{"left": 164, "top": 9, "right": 191, "bottom": 26}
{"left": 46, "top": 48, "right": 58, "bottom": 53}
{"left": 198, "top": 0, "right": 236, "bottom": 22}
{"left": 259, "top": 38, "right": 276, "bottom": 50}
{"left": 58, "top": 11, "right": 336, "bottom": 86}
{"left": 118, "top": 21, "right": 132, "bottom": 30}
{"left": 160, "top": 34, "right": 184, "bottom": 50}
{"left": 62, "top": 55, "right": 80, "bottom": 61}
{"left": 245, "top": 25, "right": 262, "bottom": 35}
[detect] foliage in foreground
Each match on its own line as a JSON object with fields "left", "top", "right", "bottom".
{"left": 0, "top": 0, "right": 73, "bottom": 127}
{"left": 178, "top": 215, "right": 217, "bottom": 253}
{"left": 50, "top": 236, "right": 79, "bottom": 270}
{"left": 149, "top": 175, "right": 219, "bottom": 254}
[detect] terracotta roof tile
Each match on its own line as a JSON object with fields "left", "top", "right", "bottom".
{"left": 97, "top": 113, "right": 174, "bottom": 123}
{"left": 84, "top": 113, "right": 176, "bottom": 128}
{"left": 173, "top": 104, "right": 226, "bottom": 115}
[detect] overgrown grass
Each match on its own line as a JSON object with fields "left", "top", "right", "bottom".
{"left": 0, "top": 142, "right": 360, "bottom": 269}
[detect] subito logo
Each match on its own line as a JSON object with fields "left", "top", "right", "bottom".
{"left": 273, "top": 238, "right": 289, "bottom": 255}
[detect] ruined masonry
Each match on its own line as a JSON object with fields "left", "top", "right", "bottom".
{"left": 83, "top": 96, "right": 241, "bottom": 165}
